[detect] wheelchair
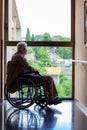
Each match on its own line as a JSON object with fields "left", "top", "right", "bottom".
{"left": 5, "top": 61, "right": 50, "bottom": 109}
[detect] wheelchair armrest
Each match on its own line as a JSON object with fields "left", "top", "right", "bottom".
{"left": 20, "top": 71, "right": 41, "bottom": 77}
{"left": 33, "top": 71, "right": 40, "bottom": 74}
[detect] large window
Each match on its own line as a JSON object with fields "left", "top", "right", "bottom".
{"left": 7, "top": 46, "right": 72, "bottom": 98}
{"left": 8, "top": 0, "right": 71, "bottom": 42}
{"left": 5, "top": 0, "right": 75, "bottom": 99}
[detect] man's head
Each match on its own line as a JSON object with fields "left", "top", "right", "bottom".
{"left": 17, "top": 42, "right": 27, "bottom": 55}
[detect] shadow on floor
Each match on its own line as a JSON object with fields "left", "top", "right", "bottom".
{"left": 5, "top": 104, "right": 62, "bottom": 130}
{"left": 1, "top": 100, "right": 87, "bottom": 130}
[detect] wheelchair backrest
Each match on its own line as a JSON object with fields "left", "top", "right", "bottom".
{"left": 5, "top": 60, "right": 22, "bottom": 86}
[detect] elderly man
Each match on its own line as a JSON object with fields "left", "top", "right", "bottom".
{"left": 11, "top": 41, "right": 62, "bottom": 105}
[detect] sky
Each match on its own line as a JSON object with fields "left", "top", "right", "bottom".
{"left": 15, "top": 0, "right": 71, "bottom": 38}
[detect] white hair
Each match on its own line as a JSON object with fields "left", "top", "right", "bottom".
{"left": 17, "top": 42, "right": 27, "bottom": 51}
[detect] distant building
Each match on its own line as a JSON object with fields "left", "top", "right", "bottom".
{"left": 9, "top": 0, "right": 21, "bottom": 41}
{"left": 45, "top": 67, "right": 61, "bottom": 85}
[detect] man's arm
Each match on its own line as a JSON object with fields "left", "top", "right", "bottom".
{"left": 20, "top": 55, "right": 36, "bottom": 72}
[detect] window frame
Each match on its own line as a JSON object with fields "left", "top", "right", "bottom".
{"left": 4, "top": 0, "right": 75, "bottom": 100}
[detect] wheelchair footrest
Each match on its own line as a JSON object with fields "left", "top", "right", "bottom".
{"left": 35, "top": 97, "right": 48, "bottom": 108}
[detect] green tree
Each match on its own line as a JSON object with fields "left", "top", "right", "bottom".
{"left": 52, "top": 35, "right": 70, "bottom": 41}
{"left": 26, "top": 28, "right": 31, "bottom": 41}
{"left": 27, "top": 47, "right": 34, "bottom": 54}
{"left": 56, "top": 73, "right": 72, "bottom": 97}
{"left": 35, "top": 35, "right": 43, "bottom": 41}
{"left": 34, "top": 47, "right": 52, "bottom": 66}
{"left": 59, "top": 73, "right": 68, "bottom": 84}
{"left": 57, "top": 80, "right": 72, "bottom": 97}
{"left": 31, "top": 34, "right": 35, "bottom": 41}
{"left": 55, "top": 47, "right": 72, "bottom": 59}
{"left": 43, "top": 33, "right": 51, "bottom": 41}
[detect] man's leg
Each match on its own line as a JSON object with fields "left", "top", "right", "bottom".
{"left": 42, "top": 75, "right": 61, "bottom": 104}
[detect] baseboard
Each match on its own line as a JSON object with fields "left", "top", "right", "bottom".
{"left": 75, "top": 99, "right": 87, "bottom": 116}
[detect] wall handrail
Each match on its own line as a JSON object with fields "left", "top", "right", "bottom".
{"left": 58, "top": 59, "right": 87, "bottom": 64}
{"left": 70, "top": 59, "right": 87, "bottom": 64}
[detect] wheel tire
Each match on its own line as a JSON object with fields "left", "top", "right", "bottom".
{"left": 6, "top": 77, "right": 37, "bottom": 109}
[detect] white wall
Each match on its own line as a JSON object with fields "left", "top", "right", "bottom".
{"left": 75, "top": 0, "right": 87, "bottom": 106}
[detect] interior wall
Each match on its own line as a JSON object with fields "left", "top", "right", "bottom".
{"left": 75, "top": 0, "right": 87, "bottom": 106}
{"left": 0, "top": 0, "right": 2, "bottom": 101}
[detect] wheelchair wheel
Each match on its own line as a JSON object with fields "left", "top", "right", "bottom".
{"left": 6, "top": 77, "right": 37, "bottom": 109}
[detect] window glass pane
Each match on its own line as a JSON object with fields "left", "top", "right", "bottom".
{"left": 7, "top": 46, "right": 72, "bottom": 98}
{"left": 8, "top": 0, "right": 71, "bottom": 41}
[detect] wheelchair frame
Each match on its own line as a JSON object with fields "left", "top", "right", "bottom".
{"left": 5, "top": 73, "right": 49, "bottom": 109}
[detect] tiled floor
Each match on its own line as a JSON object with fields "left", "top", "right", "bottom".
{"left": 1, "top": 100, "right": 87, "bottom": 130}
